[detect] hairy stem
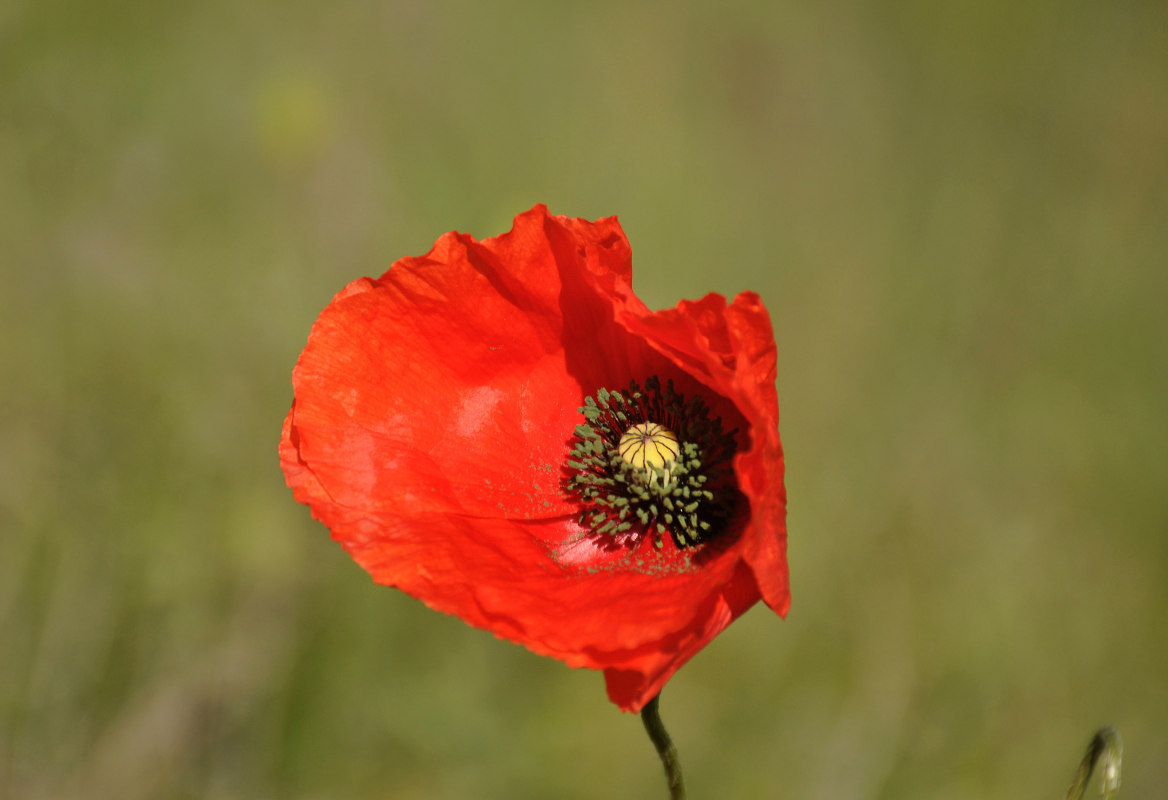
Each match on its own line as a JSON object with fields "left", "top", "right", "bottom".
{"left": 640, "top": 693, "right": 686, "bottom": 799}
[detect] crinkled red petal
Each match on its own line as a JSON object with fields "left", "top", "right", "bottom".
{"left": 280, "top": 205, "right": 787, "bottom": 712}
{"left": 620, "top": 291, "right": 789, "bottom": 617}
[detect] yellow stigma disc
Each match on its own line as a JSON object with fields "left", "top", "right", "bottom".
{"left": 618, "top": 422, "right": 680, "bottom": 471}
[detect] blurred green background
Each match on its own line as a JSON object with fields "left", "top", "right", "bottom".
{"left": 3, "top": 0, "right": 1166, "bottom": 797}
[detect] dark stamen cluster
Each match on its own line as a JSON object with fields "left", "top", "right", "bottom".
{"left": 566, "top": 376, "right": 738, "bottom": 549}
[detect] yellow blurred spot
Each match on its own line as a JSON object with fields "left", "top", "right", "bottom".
{"left": 253, "top": 73, "right": 332, "bottom": 167}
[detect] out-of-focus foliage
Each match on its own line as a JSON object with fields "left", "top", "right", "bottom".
{"left": 2, "top": 1, "right": 1166, "bottom": 797}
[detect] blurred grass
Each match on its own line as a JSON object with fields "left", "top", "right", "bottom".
{"left": 2, "top": 0, "right": 1167, "bottom": 798}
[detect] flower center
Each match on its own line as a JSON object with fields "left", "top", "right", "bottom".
{"left": 618, "top": 422, "right": 679, "bottom": 473}
{"left": 565, "top": 376, "right": 739, "bottom": 550}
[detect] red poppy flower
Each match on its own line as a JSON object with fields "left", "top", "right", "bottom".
{"left": 280, "top": 204, "right": 788, "bottom": 712}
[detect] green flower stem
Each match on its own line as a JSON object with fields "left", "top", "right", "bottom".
{"left": 1065, "top": 726, "right": 1122, "bottom": 800}
{"left": 640, "top": 693, "right": 686, "bottom": 799}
